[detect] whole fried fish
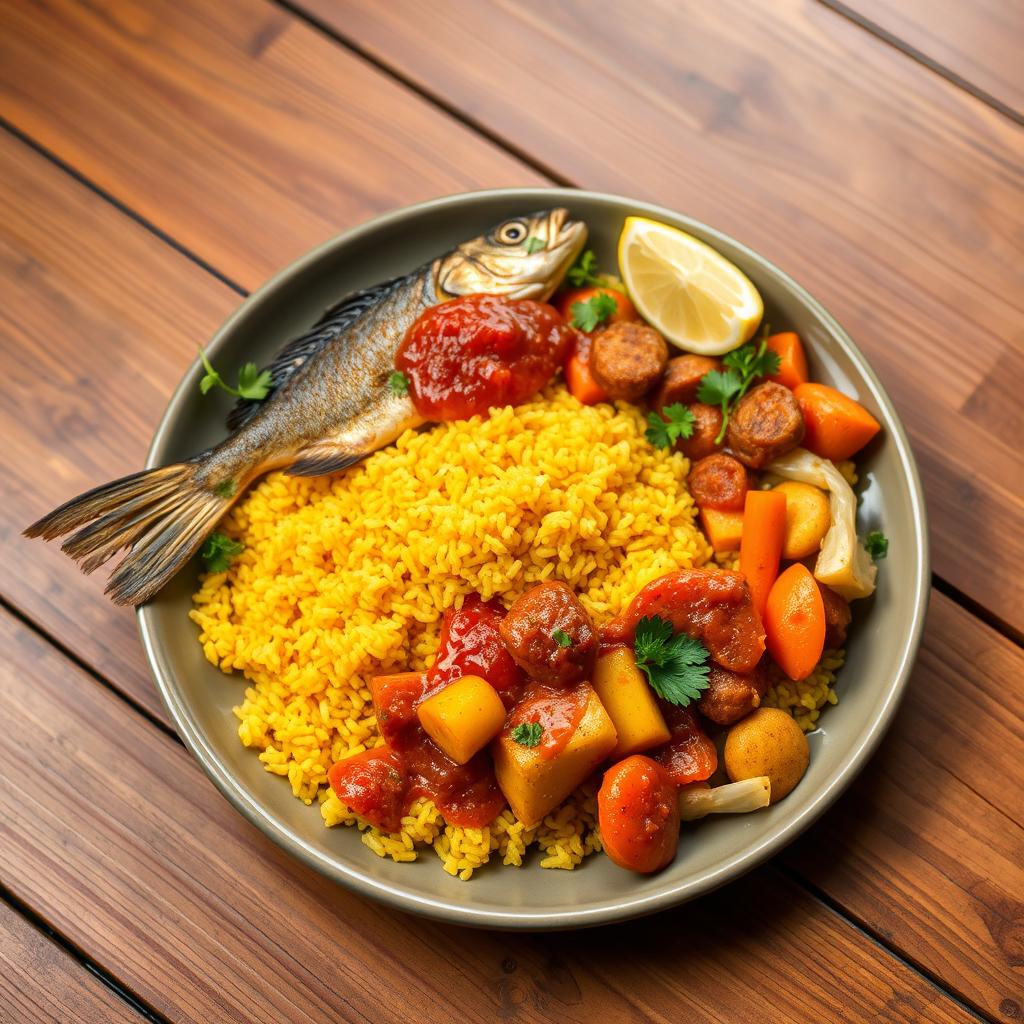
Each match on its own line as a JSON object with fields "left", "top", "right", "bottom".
{"left": 27, "top": 208, "right": 587, "bottom": 605}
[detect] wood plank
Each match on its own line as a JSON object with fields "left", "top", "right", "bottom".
{"left": 0, "top": 900, "right": 143, "bottom": 1024}
{"left": 783, "top": 590, "right": 1024, "bottom": 1019}
{"left": 835, "top": 0, "right": 1024, "bottom": 116}
{"left": 302, "top": 0, "right": 1024, "bottom": 632}
{"left": 0, "top": 607, "right": 981, "bottom": 1024}
{"left": 0, "top": 132, "right": 238, "bottom": 722}
{"left": 0, "top": 0, "right": 543, "bottom": 291}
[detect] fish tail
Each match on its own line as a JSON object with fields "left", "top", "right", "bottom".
{"left": 24, "top": 457, "right": 231, "bottom": 606}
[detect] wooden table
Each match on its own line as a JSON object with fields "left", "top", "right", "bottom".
{"left": 1, "top": 2, "right": 1021, "bottom": 1021}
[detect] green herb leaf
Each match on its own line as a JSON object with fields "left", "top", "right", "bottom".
{"left": 567, "top": 249, "right": 601, "bottom": 288}
{"left": 695, "top": 334, "right": 778, "bottom": 444}
{"left": 570, "top": 292, "right": 618, "bottom": 332}
{"left": 199, "top": 349, "right": 226, "bottom": 396}
{"left": 552, "top": 627, "right": 573, "bottom": 648}
{"left": 388, "top": 370, "right": 410, "bottom": 396}
{"left": 511, "top": 722, "right": 543, "bottom": 747}
{"left": 200, "top": 532, "right": 244, "bottom": 573}
{"left": 633, "top": 615, "right": 711, "bottom": 707}
{"left": 865, "top": 530, "right": 889, "bottom": 560}
{"left": 645, "top": 403, "right": 696, "bottom": 450}
{"left": 524, "top": 236, "right": 546, "bottom": 255}
{"left": 236, "top": 362, "right": 274, "bottom": 400}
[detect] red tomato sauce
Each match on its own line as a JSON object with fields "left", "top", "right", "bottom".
{"left": 506, "top": 682, "right": 589, "bottom": 760}
{"left": 330, "top": 596, "right": 522, "bottom": 830}
{"left": 395, "top": 294, "right": 575, "bottom": 419}
{"left": 649, "top": 706, "right": 718, "bottom": 786}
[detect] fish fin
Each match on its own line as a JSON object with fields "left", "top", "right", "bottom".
{"left": 285, "top": 448, "right": 364, "bottom": 478}
{"left": 227, "top": 271, "right": 419, "bottom": 432}
{"left": 24, "top": 457, "right": 231, "bottom": 606}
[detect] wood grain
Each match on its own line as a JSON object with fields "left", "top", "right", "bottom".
{"left": 835, "top": 0, "right": 1024, "bottom": 115}
{"left": 0, "top": 132, "right": 237, "bottom": 721}
{"left": 301, "top": 0, "right": 1024, "bottom": 633}
{"left": 0, "top": 900, "right": 142, "bottom": 1024}
{"left": 0, "top": 0, "right": 544, "bottom": 290}
{"left": 0, "top": 606, "right": 982, "bottom": 1024}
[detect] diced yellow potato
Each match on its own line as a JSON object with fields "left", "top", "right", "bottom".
{"left": 700, "top": 507, "right": 744, "bottom": 553}
{"left": 492, "top": 685, "right": 617, "bottom": 827}
{"left": 592, "top": 646, "right": 670, "bottom": 758}
{"left": 417, "top": 675, "right": 506, "bottom": 765}
{"left": 773, "top": 480, "right": 830, "bottom": 560}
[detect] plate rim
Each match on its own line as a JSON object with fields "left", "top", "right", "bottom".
{"left": 138, "top": 186, "right": 930, "bottom": 929}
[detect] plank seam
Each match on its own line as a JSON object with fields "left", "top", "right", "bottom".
{"left": 0, "top": 884, "right": 172, "bottom": 1024}
{"left": 932, "top": 575, "right": 1024, "bottom": 649}
{"left": 0, "top": 116, "right": 249, "bottom": 299}
{"left": 777, "top": 865, "right": 997, "bottom": 1023}
{"left": 817, "top": 0, "right": 1024, "bottom": 127}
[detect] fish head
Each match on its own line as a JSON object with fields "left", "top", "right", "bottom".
{"left": 435, "top": 208, "right": 587, "bottom": 302}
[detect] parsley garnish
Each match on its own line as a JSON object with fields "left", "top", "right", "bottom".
{"left": 570, "top": 292, "right": 618, "bottom": 332}
{"left": 199, "top": 349, "right": 274, "bottom": 401}
{"left": 552, "top": 627, "right": 573, "bottom": 648}
{"left": 388, "top": 370, "right": 410, "bottom": 396}
{"left": 567, "top": 249, "right": 602, "bottom": 288}
{"left": 865, "top": 530, "right": 889, "bottom": 559}
{"left": 696, "top": 334, "right": 780, "bottom": 444}
{"left": 524, "top": 236, "right": 546, "bottom": 254}
{"left": 511, "top": 722, "right": 543, "bottom": 747}
{"left": 200, "top": 532, "right": 244, "bottom": 573}
{"left": 633, "top": 615, "right": 711, "bottom": 707}
{"left": 645, "top": 403, "right": 696, "bottom": 450}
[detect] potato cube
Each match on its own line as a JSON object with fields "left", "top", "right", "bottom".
{"left": 700, "top": 508, "right": 744, "bottom": 552}
{"left": 492, "top": 685, "right": 617, "bottom": 827}
{"left": 593, "top": 646, "right": 671, "bottom": 758}
{"left": 417, "top": 675, "right": 506, "bottom": 765}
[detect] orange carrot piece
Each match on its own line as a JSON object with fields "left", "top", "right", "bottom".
{"left": 794, "top": 382, "right": 881, "bottom": 461}
{"left": 565, "top": 349, "right": 609, "bottom": 404}
{"left": 700, "top": 508, "right": 744, "bottom": 553}
{"left": 763, "top": 564, "right": 826, "bottom": 680}
{"left": 739, "top": 489, "right": 787, "bottom": 620}
{"left": 765, "top": 332, "right": 808, "bottom": 390}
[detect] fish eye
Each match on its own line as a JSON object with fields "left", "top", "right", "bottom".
{"left": 496, "top": 220, "right": 529, "bottom": 245}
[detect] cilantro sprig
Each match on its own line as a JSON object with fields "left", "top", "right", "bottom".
{"left": 633, "top": 615, "right": 710, "bottom": 707}
{"left": 570, "top": 292, "right": 618, "bottom": 332}
{"left": 524, "top": 236, "right": 546, "bottom": 254}
{"left": 199, "top": 349, "right": 274, "bottom": 401}
{"left": 388, "top": 370, "right": 410, "bottom": 396}
{"left": 552, "top": 627, "right": 573, "bottom": 648}
{"left": 645, "top": 403, "right": 695, "bottom": 451}
{"left": 200, "top": 532, "right": 244, "bottom": 573}
{"left": 511, "top": 722, "right": 543, "bottom": 747}
{"left": 865, "top": 530, "right": 889, "bottom": 560}
{"left": 696, "top": 334, "right": 780, "bottom": 444}
{"left": 567, "top": 249, "right": 602, "bottom": 288}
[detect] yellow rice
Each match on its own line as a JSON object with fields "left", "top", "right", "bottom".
{"left": 190, "top": 384, "right": 844, "bottom": 877}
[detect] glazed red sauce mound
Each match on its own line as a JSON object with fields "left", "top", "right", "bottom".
{"left": 396, "top": 293, "right": 574, "bottom": 419}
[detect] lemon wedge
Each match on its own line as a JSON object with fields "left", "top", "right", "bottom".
{"left": 617, "top": 216, "right": 763, "bottom": 355}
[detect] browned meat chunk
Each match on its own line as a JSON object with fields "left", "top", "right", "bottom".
{"left": 688, "top": 454, "right": 750, "bottom": 511}
{"left": 499, "top": 582, "right": 597, "bottom": 685}
{"left": 819, "top": 583, "right": 852, "bottom": 648}
{"left": 678, "top": 403, "right": 724, "bottom": 461}
{"left": 696, "top": 661, "right": 770, "bottom": 726}
{"left": 590, "top": 322, "right": 669, "bottom": 400}
{"left": 653, "top": 354, "right": 720, "bottom": 411}
{"left": 726, "top": 381, "right": 805, "bottom": 469}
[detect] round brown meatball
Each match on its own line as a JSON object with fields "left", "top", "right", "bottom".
{"left": 696, "top": 661, "right": 770, "bottom": 726}
{"left": 499, "top": 582, "right": 597, "bottom": 684}
{"left": 819, "top": 583, "right": 852, "bottom": 648}
{"left": 678, "top": 403, "right": 724, "bottom": 461}
{"left": 653, "top": 354, "right": 720, "bottom": 411}
{"left": 726, "top": 381, "right": 805, "bottom": 469}
{"left": 688, "top": 454, "right": 749, "bottom": 511}
{"left": 590, "top": 322, "right": 669, "bottom": 400}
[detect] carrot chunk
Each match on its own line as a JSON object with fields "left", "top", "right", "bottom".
{"left": 793, "top": 382, "right": 881, "bottom": 461}
{"left": 764, "top": 564, "right": 826, "bottom": 681}
{"left": 739, "top": 489, "right": 787, "bottom": 621}
{"left": 765, "top": 332, "right": 808, "bottom": 390}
